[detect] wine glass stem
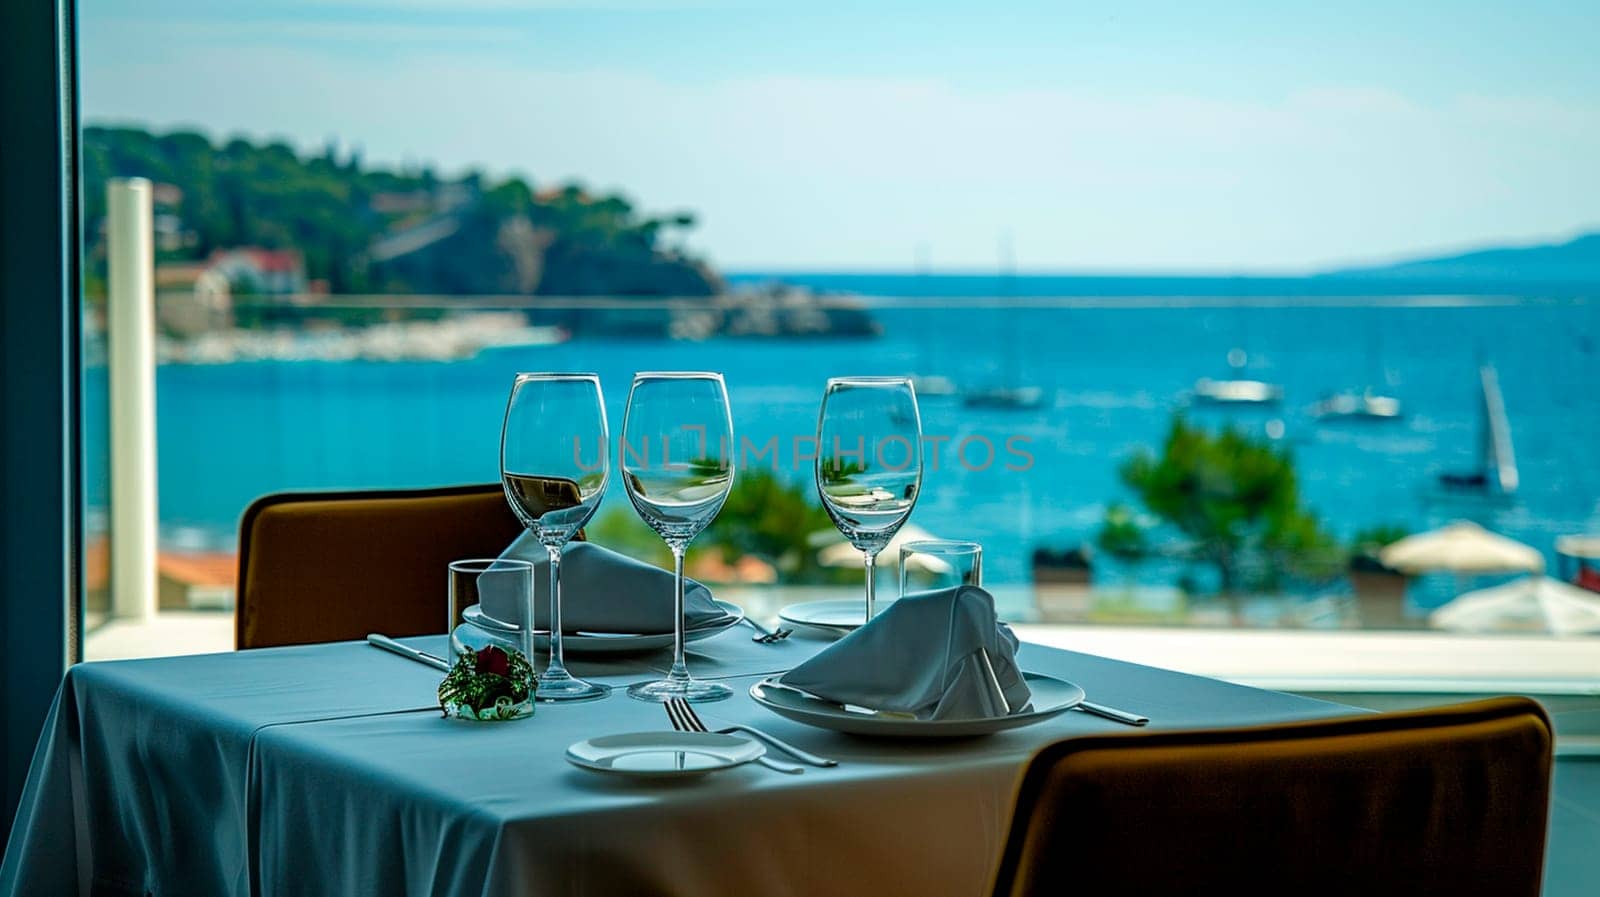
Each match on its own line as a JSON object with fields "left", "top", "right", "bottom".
{"left": 545, "top": 543, "right": 568, "bottom": 680}
{"left": 668, "top": 543, "right": 690, "bottom": 683}
{"left": 864, "top": 549, "right": 879, "bottom": 621}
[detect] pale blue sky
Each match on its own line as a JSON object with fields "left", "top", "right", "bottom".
{"left": 80, "top": 1, "right": 1600, "bottom": 272}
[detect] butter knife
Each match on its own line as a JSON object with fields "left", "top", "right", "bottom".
{"left": 1075, "top": 701, "right": 1149, "bottom": 726}
{"left": 367, "top": 633, "right": 450, "bottom": 672}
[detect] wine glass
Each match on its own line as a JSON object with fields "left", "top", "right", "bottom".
{"left": 816, "top": 376, "right": 924, "bottom": 623}
{"left": 621, "top": 372, "right": 736, "bottom": 703}
{"left": 500, "top": 372, "right": 611, "bottom": 702}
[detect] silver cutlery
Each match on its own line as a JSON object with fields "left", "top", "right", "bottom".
{"left": 1075, "top": 701, "right": 1149, "bottom": 726}
{"left": 742, "top": 617, "right": 794, "bottom": 644}
{"left": 367, "top": 633, "right": 450, "bottom": 672}
{"left": 682, "top": 703, "right": 837, "bottom": 767}
{"left": 664, "top": 699, "right": 804, "bottom": 774}
{"left": 757, "top": 679, "right": 913, "bottom": 717}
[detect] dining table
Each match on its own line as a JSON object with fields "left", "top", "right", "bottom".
{"left": 0, "top": 625, "right": 1358, "bottom": 897}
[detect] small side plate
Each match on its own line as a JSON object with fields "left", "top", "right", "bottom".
{"left": 565, "top": 732, "right": 765, "bottom": 778}
{"left": 776, "top": 598, "right": 882, "bottom": 635}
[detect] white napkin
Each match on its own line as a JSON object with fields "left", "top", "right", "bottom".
{"left": 478, "top": 537, "right": 727, "bottom": 634}
{"left": 779, "top": 586, "right": 1031, "bottom": 720}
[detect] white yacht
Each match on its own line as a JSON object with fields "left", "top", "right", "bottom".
{"left": 1191, "top": 349, "right": 1283, "bottom": 406}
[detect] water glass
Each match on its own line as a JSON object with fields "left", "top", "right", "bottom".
{"left": 442, "top": 558, "right": 535, "bottom": 721}
{"left": 898, "top": 540, "right": 983, "bottom": 597}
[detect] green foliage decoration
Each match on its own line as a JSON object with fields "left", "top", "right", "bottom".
{"left": 437, "top": 645, "right": 535, "bottom": 721}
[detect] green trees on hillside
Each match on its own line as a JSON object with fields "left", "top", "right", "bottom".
{"left": 80, "top": 126, "right": 713, "bottom": 296}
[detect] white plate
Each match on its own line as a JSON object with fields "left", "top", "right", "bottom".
{"left": 776, "top": 598, "right": 879, "bottom": 634}
{"left": 462, "top": 600, "right": 744, "bottom": 655}
{"left": 748, "top": 672, "right": 1086, "bottom": 737}
{"left": 565, "top": 732, "right": 765, "bottom": 779}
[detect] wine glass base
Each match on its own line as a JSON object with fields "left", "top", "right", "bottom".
{"left": 535, "top": 674, "right": 612, "bottom": 703}
{"left": 626, "top": 678, "right": 733, "bottom": 703}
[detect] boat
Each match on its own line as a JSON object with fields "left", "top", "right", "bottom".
{"left": 910, "top": 375, "right": 958, "bottom": 398}
{"left": 1314, "top": 322, "right": 1403, "bottom": 421}
{"left": 1193, "top": 377, "right": 1284, "bottom": 406}
{"left": 1437, "top": 364, "right": 1518, "bottom": 495}
{"left": 962, "top": 232, "right": 1044, "bottom": 411}
{"left": 1191, "top": 349, "right": 1283, "bottom": 406}
{"left": 1311, "top": 389, "right": 1403, "bottom": 421}
{"left": 963, "top": 385, "right": 1045, "bottom": 410}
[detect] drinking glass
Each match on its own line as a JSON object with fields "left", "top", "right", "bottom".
{"left": 621, "top": 372, "right": 736, "bottom": 703}
{"left": 898, "top": 540, "right": 983, "bottom": 596}
{"left": 447, "top": 557, "right": 535, "bottom": 661}
{"left": 816, "top": 376, "right": 924, "bottom": 622}
{"left": 500, "top": 372, "right": 611, "bottom": 702}
{"left": 444, "top": 559, "right": 536, "bottom": 720}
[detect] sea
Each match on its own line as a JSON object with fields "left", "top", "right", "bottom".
{"left": 85, "top": 274, "right": 1600, "bottom": 611}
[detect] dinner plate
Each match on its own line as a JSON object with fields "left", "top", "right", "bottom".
{"left": 776, "top": 598, "right": 884, "bottom": 634}
{"left": 565, "top": 732, "right": 765, "bottom": 779}
{"left": 462, "top": 600, "right": 745, "bottom": 655}
{"left": 748, "top": 672, "right": 1086, "bottom": 737}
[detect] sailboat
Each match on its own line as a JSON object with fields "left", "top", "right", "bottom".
{"left": 963, "top": 232, "right": 1046, "bottom": 410}
{"left": 1192, "top": 348, "right": 1284, "bottom": 406}
{"left": 907, "top": 244, "right": 959, "bottom": 399}
{"left": 1437, "top": 364, "right": 1518, "bottom": 495}
{"left": 963, "top": 384, "right": 1045, "bottom": 409}
{"left": 1311, "top": 389, "right": 1403, "bottom": 421}
{"left": 1312, "top": 319, "right": 1403, "bottom": 421}
{"left": 909, "top": 374, "right": 959, "bottom": 398}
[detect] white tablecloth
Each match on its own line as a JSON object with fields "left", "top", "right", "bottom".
{"left": 2, "top": 631, "right": 1355, "bottom": 897}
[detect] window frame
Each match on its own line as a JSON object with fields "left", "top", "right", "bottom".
{"left": 0, "top": 0, "right": 79, "bottom": 845}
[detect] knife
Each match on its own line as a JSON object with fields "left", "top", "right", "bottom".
{"left": 366, "top": 633, "right": 450, "bottom": 672}
{"left": 757, "top": 679, "right": 916, "bottom": 718}
{"left": 1075, "top": 701, "right": 1149, "bottom": 726}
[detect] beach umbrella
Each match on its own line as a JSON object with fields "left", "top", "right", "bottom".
{"left": 1378, "top": 521, "right": 1543, "bottom": 575}
{"left": 1430, "top": 575, "right": 1600, "bottom": 636}
{"left": 817, "top": 524, "right": 943, "bottom": 570}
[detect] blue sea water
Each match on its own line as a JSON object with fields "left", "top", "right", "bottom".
{"left": 92, "top": 277, "right": 1600, "bottom": 603}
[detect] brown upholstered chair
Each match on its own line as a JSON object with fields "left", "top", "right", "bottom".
{"left": 236, "top": 484, "right": 526, "bottom": 649}
{"left": 991, "top": 697, "right": 1553, "bottom": 897}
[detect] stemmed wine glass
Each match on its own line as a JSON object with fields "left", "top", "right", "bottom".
{"left": 500, "top": 372, "right": 611, "bottom": 702}
{"left": 621, "top": 372, "right": 736, "bottom": 703}
{"left": 815, "top": 377, "right": 924, "bottom": 623}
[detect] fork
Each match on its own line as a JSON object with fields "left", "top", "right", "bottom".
{"left": 664, "top": 699, "right": 804, "bottom": 774}
{"left": 669, "top": 697, "right": 838, "bottom": 767}
{"left": 742, "top": 617, "right": 794, "bottom": 644}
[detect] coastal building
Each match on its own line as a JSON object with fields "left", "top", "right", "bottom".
{"left": 203, "top": 247, "right": 307, "bottom": 296}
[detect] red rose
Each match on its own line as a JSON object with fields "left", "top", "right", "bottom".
{"left": 475, "top": 645, "right": 511, "bottom": 677}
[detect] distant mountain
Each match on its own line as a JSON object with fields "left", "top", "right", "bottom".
{"left": 1329, "top": 232, "right": 1600, "bottom": 282}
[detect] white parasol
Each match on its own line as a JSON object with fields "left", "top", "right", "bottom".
{"left": 1430, "top": 575, "right": 1600, "bottom": 636}
{"left": 1378, "top": 521, "right": 1543, "bottom": 575}
{"left": 817, "top": 524, "right": 945, "bottom": 570}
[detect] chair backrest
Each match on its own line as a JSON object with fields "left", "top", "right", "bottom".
{"left": 236, "top": 484, "right": 525, "bottom": 649}
{"left": 991, "top": 697, "right": 1553, "bottom": 897}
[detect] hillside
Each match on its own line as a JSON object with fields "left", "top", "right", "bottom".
{"left": 1329, "top": 232, "right": 1600, "bottom": 282}
{"left": 81, "top": 126, "right": 720, "bottom": 297}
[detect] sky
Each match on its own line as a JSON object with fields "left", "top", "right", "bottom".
{"left": 80, "top": 0, "right": 1600, "bottom": 273}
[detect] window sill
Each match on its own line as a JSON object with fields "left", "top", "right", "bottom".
{"left": 1015, "top": 624, "right": 1600, "bottom": 696}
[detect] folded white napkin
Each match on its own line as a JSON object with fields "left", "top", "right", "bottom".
{"left": 778, "top": 586, "right": 1031, "bottom": 720}
{"left": 478, "top": 538, "right": 726, "bottom": 634}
